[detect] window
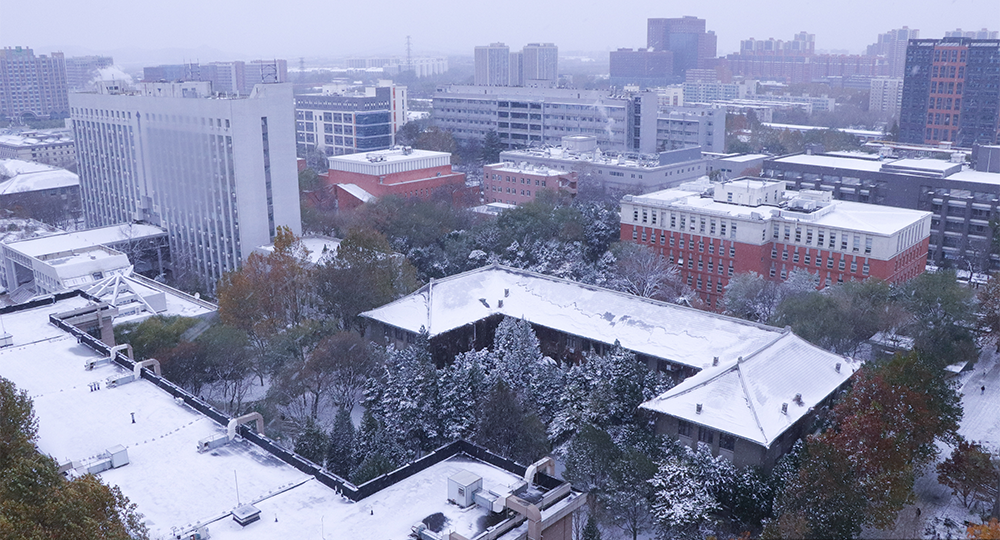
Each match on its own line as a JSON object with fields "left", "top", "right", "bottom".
{"left": 829, "top": 232, "right": 837, "bottom": 249}
{"left": 784, "top": 225, "right": 791, "bottom": 241}
{"left": 698, "top": 241, "right": 704, "bottom": 252}
{"left": 700, "top": 218, "right": 706, "bottom": 234}
{"left": 838, "top": 259, "right": 846, "bottom": 271}
{"left": 633, "top": 209, "right": 639, "bottom": 222}
{"left": 782, "top": 250, "right": 788, "bottom": 261}
{"left": 678, "top": 420, "right": 692, "bottom": 437}
{"left": 853, "top": 235, "right": 860, "bottom": 252}
{"left": 709, "top": 243, "right": 715, "bottom": 255}
{"left": 719, "top": 434, "right": 735, "bottom": 451}
{"left": 851, "top": 260, "right": 858, "bottom": 273}
{"left": 721, "top": 222, "right": 727, "bottom": 236}
{"left": 730, "top": 246, "right": 735, "bottom": 257}
{"left": 669, "top": 236, "right": 675, "bottom": 247}
{"left": 865, "top": 237, "right": 872, "bottom": 255}
{"left": 795, "top": 227, "right": 802, "bottom": 243}
{"left": 698, "top": 427, "right": 714, "bottom": 444}
{"left": 827, "top": 257, "right": 834, "bottom": 269}
{"left": 818, "top": 231, "right": 825, "bottom": 246}
{"left": 771, "top": 248, "right": 778, "bottom": 259}
{"left": 670, "top": 213, "right": 676, "bottom": 228}
{"left": 804, "top": 254, "right": 811, "bottom": 265}
{"left": 632, "top": 229, "right": 638, "bottom": 240}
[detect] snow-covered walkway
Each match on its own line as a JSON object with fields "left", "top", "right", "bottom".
{"left": 863, "top": 347, "right": 1000, "bottom": 539}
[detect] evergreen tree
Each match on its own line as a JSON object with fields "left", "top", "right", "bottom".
{"left": 326, "top": 407, "right": 355, "bottom": 478}
{"left": 475, "top": 381, "right": 548, "bottom": 465}
{"left": 294, "top": 420, "right": 328, "bottom": 466}
{"left": 437, "top": 349, "right": 490, "bottom": 441}
{"left": 650, "top": 453, "right": 720, "bottom": 533}
{"left": 490, "top": 317, "right": 543, "bottom": 393}
{"left": 582, "top": 514, "right": 602, "bottom": 540}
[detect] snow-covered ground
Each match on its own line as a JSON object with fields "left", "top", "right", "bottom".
{"left": 864, "top": 347, "right": 1000, "bottom": 539}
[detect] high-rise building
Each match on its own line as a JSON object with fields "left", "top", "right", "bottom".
{"left": 646, "top": 16, "right": 717, "bottom": 76}
{"left": 509, "top": 51, "right": 523, "bottom": 87}
{"left": 869, "top": 77, "right": 904, "bottom": 118}
{"left": 199, "top": 61, "right": 245, "bottom": 95}
{"left": 866, "top": 27, "right": 919, "bottom": 78}
{"left": 69, "top": 81, "right": 302, "bottom": 291}
{"left": 522, "top": 43, "right": 558, "bottom": 84}
{"left": 0, "top": 47, "right": 69, "bottom": 119}
{"left": 899, "top": 38, "right": 1000, "bottom": 147}
{"left": 945, "top": 28, "right": 999, "bottom": 39}
{"left": 142, "top": 60, "right": 287, "bottom": 96}
{"left": 64, "top": 55, "right": 114, "bottom": 91}
{"left": 727, "top": 32, "right": 890, "bottom": 84}
{"left": 475, "top": 43, "right": 511, "bottom": 86}
{"left": 244, "top": 59, "right": 288, "bottom": 89}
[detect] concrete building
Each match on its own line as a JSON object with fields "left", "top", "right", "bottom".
{"left": 869, "top": 77, "right": 904, "bottom": 118}
{"left": 610, "top": 16, "right": 717, "bottom": 87}
{"left": 865, "top": 27, "right": 919, "bottom": 78}
{"left": 70, "top": 80, "right": 301, "bottom": 292}
{"left": 362, "top": 263, "right": 858, "bottom": 468}
{"left": 142, "top": 59, "right": 287, "bottom": 96}
{"left": 295, "top": 86, "right": 398, "bottom": 156}
{"left": 0, "top": 291, "right": 583, "bottom": 540}
{"left": 475, "top": 43, "right": 511, "bottom": 86}
{"left": 656, "top": 106, "right": 726, "bottom": 153}
{"left": 705, "top": 152, "right": 769, "bottom": 178}
{"left": 609, "top": 48, "right": 675, "bottom": 88}
{"left": 899, "top": 38, "right": 1000, "bottom": 147}
{"left": 483, "top": 162, "right": 577, "bottom": 204}
{"left": 0, "top": 47, "right": 69, "bottom": 120}
{"left": 346, "top": 57, "right": 449, "bottom": 77}
{"left": 657, "top": 85, "right": 685, "bottom": 107}
{"left": 327, "top": 147, "right": 466, "bottom": 209}
{"left": 945, "top": 28, "right": 999, "bottom": 39}
{"left": 64, "top": 55, "right": 114, "bottom": 91}
{"left": 763, "top": 152, "right": 1000, "bottom": 272}
{"left": 433, "top": 85, "right": 658, "bottom": 153}
{"left": 621, "top": 178, "right": 932, "bottom": 308}
{"left": 499, "top": 136, "right": 709, "bottom": 194}
{"left": 0, "top": 129, "right": 76, "bottom": 167}
{"left": 523, "top": 43, "right": 559, "bottom": 85}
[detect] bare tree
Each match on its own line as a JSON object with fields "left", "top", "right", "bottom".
{"left": 611, "top": 243, "right": 685, "bottom": 302}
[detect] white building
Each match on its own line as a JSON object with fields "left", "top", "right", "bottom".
{"left": 69, "top": 81, "right": 301, "bottom": 292}
{"left": 0, "top": 129, "right": 76, "bottom": 167}
{"left": 869, "top": 77, "right": 904, "bottom": 118}
{"left": 475, "top": 43, "right": 511, "bottom": 86}
{"left": 656, "top": 106, "right": 726, "bottom": 153}
{"left": 523, "top": 43, "right": 558, "bottom": 85}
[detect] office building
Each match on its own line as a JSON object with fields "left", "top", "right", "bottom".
{"left": 0, "top": 129, "right": 76, "bottom": 167}
{"left": 295, "top": 86, "right": 396, "bottom": 156}
{"left": 499, "top": 136, "right": 708, "bottom": 194}
{"left": 142, "top": 63, "right": 199, "bottom": 82}
{"left": 0, "top": 47, "right": 69, "bottom": 119}
{"left": 70, "top": 80, "right": 302, "bottom": 292}
{"left": 899, "top": 37, "right": 1000, "bottom": 147}
{"left": 869, "top": 77, "right": 904, "bottom": 118}
{"left": 621, "top": 178, "right": 931, "bottom": 308}
{"left": 483, "top": 162, "right": 577, "bottom": 204}
{"left": 64, "top": 55, "right": 114, "bottom": 91}
{"left": 763, "top": 152, "right": 1000, "bottom": 272}
{"left": 142, "top": 59, "right": 287, "bottom": 96}
{"left": 522, "top": 43, "right": 558, "bottom": 85}
{"left": 656, "top": 106, "right": 726, "bottom": 153}
{"left": 865, "top": 27, "right": 919, "bottom": 78}
{"left": 346, "top": 56, "right": 449, "bottom": 77}
{"left": 609, "top": 48, "right": 674, "bottom": 88}
{"left": 433, "top": 85, "right": 658, "bottom": 152}
{"left": 475, "top": 43, "right": 511, "bottom": 86}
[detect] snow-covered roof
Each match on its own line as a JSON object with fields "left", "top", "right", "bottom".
{"left": 6, "top": 223, "right": 166, "bottom": 258}
{"left": 0, "top": 294, "right": 578, "bottom": 540}
{"left": 336, "top": 183, "right": 376, "bottom": 203}
{"left": 85, "top": 270, "right": 216, "bottom": 323}
{"left": 362, "top": 264, "right": 785, "bottom": 370}
{"left": 254, "top": 236, "right": 340, "bottom": 265}
{"left": 640, "top": 331, "right": 858, "bottom": 447}
{"left": 0, "top": 159, "right": 78, "bottom": 194}
{"left": 770, "top": 153, "right": 886, "bottom": 172}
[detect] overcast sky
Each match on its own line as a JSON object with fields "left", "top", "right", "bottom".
{"left": 1, "top": 0, "right": 996, "bottom": 64}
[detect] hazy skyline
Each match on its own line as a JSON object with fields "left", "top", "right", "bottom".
{"left": 1, "top": 0, "right": 996, "bottom": 64}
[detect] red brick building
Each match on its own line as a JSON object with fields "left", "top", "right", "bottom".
{"left": 620, "top": 178, "right": 932, "bottom": 309}
{"left": 483, "top": 162, "right": 577, "bottom": 205}
{"left": 328, "top": 147, "right": 466, "bottom": 209}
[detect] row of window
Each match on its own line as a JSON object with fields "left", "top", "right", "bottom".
{"left": 298, "top": 111, "right": 354, "bottom": 123}
{"left": 770, "top": 247, "right": 870, "bottom": 275}
{"left": 773, "top": 223, "right": 872, "bottom": 254}
{"left": 632, "top": 208, "right": 740, "bottom": 240}
{"left": 678, "top": 420, "right": 736, "bottom": 451}
{"left": 934, "top": 48, "right": 966, "bottom": 63}
{"left": 489, "top": 173, "right": 548, "bottom": 187}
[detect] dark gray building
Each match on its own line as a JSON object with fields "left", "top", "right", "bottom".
{"left": 764, "top": 152, "right": 1000, "bottom": 272}
{"left": 295, "top": 89, "right": 394, "bottom": 156}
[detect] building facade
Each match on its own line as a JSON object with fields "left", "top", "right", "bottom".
{"left": 327, "top": 147, "right": 466, "bottom": 209}
{"left": 433, "top": 85, "right": 658, "bottom": 152}
{"left": 646, "top": 16, "right": 718, "bottom": 77}
{"left": 0, "top": 47, "right": 69, "bottom": 119}
{"left": 725, "top": 33, "right": 891, "bottom": 85}
{"left": 499, "top": 136, "right": 708, "bottom": 194}
{"left": 656, "top": 106, "right": 725, "bottom": 153}
{"left": 70, "top": 81, "right": 302, "bottom": 291}
{"left": 483, "top": 162, "right": 577, "bottom": 204}
{"left": 865, "top": 27, "right": 919, "bottom": 78}
{"left": 869, "top": 77, "right": 904, "bottom": 118}
{"left": 522, "top": 43, "right": 558, "bottom": 85}
{"left": 609, "top": 49, "right": 675, "bottom": 88}
{"left": 295, "top": 87, "right": 396, "bottom": 156}
{"left": 0, "top": 130, "right": 76, "bottom": 167}
{"left": 620, "top": 178, "right": 932, "bottom": 308}
{"left": 142, "top": 59, "right": 287, "bottom": 96}
{"left": 64, "top": 55, "right": 114, "bottom": 91}
{"left": 899, "top": 38, "right": 1000, "bottom": 147}
{"left": 763, "top": 152, "right": 1000, "bottom": 272}
{"left": 474, "top": 43, "right": 511, "bottom": 86}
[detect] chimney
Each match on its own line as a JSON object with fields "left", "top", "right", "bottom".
{"left": 696, "top": 403, "right": 703, "bottom": 414}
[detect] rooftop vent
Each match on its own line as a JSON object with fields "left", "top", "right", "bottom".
{"left": 835, "top": 362, "right": 841, "bottom": 373}
{"left": 232, "top": 505, "right": 261, "bottom": 527}
{"left": 793, "top": 393, "right": 803, "bottom": 405}
{"left": 781, "top": 403, "right": 788, "bottom": 414}
{"left": 712, "top": 356, "right": 719, "bottom": 366}
{"left": 696, "top": 403, "right": 703, "bottom": 414}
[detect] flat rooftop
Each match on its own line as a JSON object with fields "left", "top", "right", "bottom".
{"left": 0, "top": 159, "right": 77, "bottom": 194}
{"left": 0, "top": 294, "right": 575, "bottom": 540}
{"left": 770, "top": 154, "right": 1000, "bottom": 186}
{"left": 6, "top": 223, "right": 166, "bottom": 258}
{"left": 362, "top": 264, "right": 784, "bottom": 370}
{"left": 487, "top": 162, "right": 569, "bottom": 176}
{"left": 329, "top": 147, "right": 450, "bottom": 165}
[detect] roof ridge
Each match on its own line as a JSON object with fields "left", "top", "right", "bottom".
{"left": 736, "top": 357, "right": 769, "bottom": 446}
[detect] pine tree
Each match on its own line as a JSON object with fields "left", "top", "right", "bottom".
{"left": 582, "top": 514, "right": 602, "bottom": 540}
{"left": 650, "top": 453, "right": 719, "bottom": 533}
{"left": 294, "top": 420, "right": 328, "bottom": 466}
{"left": 437, "top": 349, "right": 489, "bottom": 441}
{"left": 326, "top": 407, "right": 355, "bottom": 479}
{"left": 490, "top": 317, "right": 543, "bottom": 393}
